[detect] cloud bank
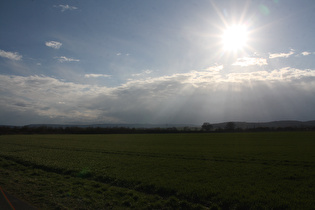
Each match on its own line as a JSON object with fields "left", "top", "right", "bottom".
{"left": 1, "top": 65, "right": 315, "bottom": 125}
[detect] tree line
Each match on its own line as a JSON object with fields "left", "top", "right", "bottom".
{"left": 1, "top": 122, "right": 315, "bottom": 135}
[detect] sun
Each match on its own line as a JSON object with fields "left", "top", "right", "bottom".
{"left": 222, "top": 25, "right": 248, "bottom": 51}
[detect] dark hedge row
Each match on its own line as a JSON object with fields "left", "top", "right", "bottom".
{"left": 1, "top": 124, "right": 315, "bottom": 134}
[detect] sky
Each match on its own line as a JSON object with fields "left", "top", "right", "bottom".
{"left": 1, "top": 0, "right": 315, "bottom": 126}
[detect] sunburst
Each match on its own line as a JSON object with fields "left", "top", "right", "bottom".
{"left": 222, "top": 24, "right": 248, "bottom": 52}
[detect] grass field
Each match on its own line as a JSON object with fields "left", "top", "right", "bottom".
{"left": 0, "top": 132, "right": 315, "bottom": 209}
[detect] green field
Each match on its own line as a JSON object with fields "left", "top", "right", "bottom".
{"left": 1, "top": 132, "right": 315, "bottom": 209}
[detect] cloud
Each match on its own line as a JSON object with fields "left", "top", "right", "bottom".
{"left": 131, "top": 70, "right": 153, "bottom": 77}
{"left": 269, "top": 49, "right": 294, "bottom": 59}
{"left": 204, "top": 65, "right": 223, "bottom": 71}
{"left": 301, "top": 51, "right": 311, "bottom": 56}
{"left": 1, "top": 65, "right": 315, "bottom": 125}
{"left": 116, "top": 52, "right": 130, "bottom": 56}
{"left": 0, "top": 49, "right": 22, "bottom": 61}
{"left": 85, "top": 74, "right": 111, "bottom": 78}
{"left": 57, "top": 56, "right": 80, "bottom": 63}
{"left": 0, "top": 74, "right": 112, "bottom": 124}
{"left": 55, "top": 5, "right": 78, "bottom": 12}
{"left": 45, "top": 41, "right": 62, "bottom": 49}
{"left": 232, "top": 57, "right": 268, "bottom": 67}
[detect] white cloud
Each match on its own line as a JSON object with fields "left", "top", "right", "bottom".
{"left": 232, "top": 57, "right": 268, "bottom": 67}
{"left": 55, "top": 4, "right": 78, "bottom": 12}
{"left": 269, "top": 49, "right": 294, "bottom": 59}
{"left": 57, "top": 56, "right": 80, "bottom": 63}
{"left": 116, "top": 52, "right": 130, "bottom": 56}
{"left": 224, "top": 67, "right": 315, "bottom": 84}
{"left": 85, "top": 74, "right": 111, "bottom": 78}
{"left": 204, "top": 65, "right": 223, "bottom": 71}
{"left": 301, "top": 51, "right": 311, "bottom": 56}
{"left": 0, "top": 49, "right": 22, "bottom": 61}
{"left": 45, "top": 41, "right": 62, "bottom": 49}
{"left": 131, "top": 70, "right": 153, "bottom": 77}
{"left": 0, "top": 75, "right": 113, "bottom": 123}
{"left": 1, "top": 65, "right": 315, "bottom": 125}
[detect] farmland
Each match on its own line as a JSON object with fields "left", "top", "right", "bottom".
{"left": 0, "top": 132, "right": 315, "bottom": 209}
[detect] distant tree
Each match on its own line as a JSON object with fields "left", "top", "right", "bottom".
{"left": 201, "top": 122, "right": 213, "bottom": 131}
{"left": 225, "top": 122, "right": 235, "bottom": 131}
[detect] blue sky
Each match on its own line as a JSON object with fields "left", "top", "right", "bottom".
{"left": 1, "top": 0, "right": 315, "bottom": 125}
